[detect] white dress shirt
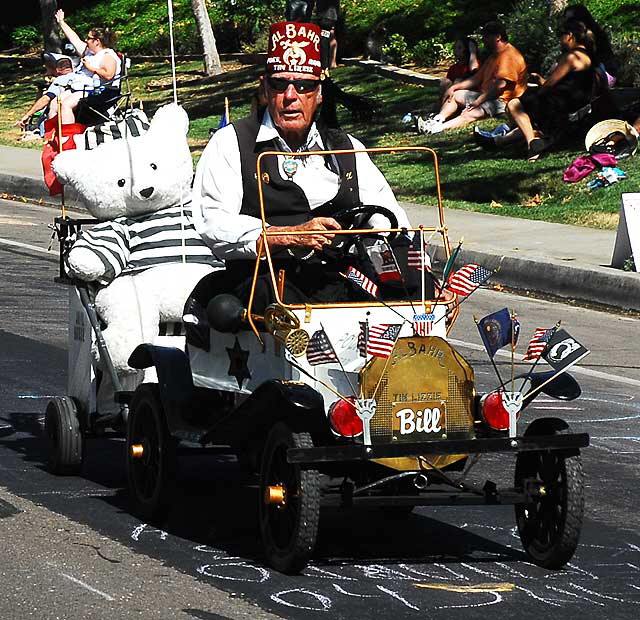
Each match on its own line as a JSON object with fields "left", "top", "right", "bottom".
{"left": 191, "top": 109, "right": 410, "bottom": 260}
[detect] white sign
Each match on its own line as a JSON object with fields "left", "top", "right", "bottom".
{"left": 611, "top": 193, "right": 640, "bottom": 271}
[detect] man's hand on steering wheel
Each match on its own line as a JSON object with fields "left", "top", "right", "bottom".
{"left": 266, "top": 217, "right": 341, "bottom": 251}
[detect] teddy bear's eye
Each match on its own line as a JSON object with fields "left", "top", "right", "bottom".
{"left": 117, "top": 179, "right": 126, "bottom": 187}
{"left": 150, "top": 163, "right": 158, "bottom": 170}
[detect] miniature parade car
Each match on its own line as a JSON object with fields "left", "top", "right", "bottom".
{"left": 46, "top": 147, "right": 589, "bottom": 574}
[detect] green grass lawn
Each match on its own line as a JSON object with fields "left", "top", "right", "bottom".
{"left": 1, "top": 58, "right": 637, "bottom": 230}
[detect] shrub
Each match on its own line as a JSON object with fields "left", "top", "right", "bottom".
{"left": 411, "top": 39, "right": 454, "bottom": 67}
{"left": 11, "top": 25, "right": 40, "bottom": 50}
{"left": 382, "top": 33, "right": 409, "bottom": 65}
{"left": 501, "top": 0, "right": 559, "bottom": 74}
{"left": 612, "top": 33, "right": 640, "bottom": 87}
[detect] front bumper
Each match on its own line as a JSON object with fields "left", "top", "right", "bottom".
{"left": 287, "top": 432, "right": 590, "bottom": 465}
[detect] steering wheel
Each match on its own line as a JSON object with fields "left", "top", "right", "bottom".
{"left": 326, "top": 203, "right": 399, "bottom": 258}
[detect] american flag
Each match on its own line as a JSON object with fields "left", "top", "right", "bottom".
{"left": 407, "top": 233, "right": 431, "bottom": 270}
{"left": 523, "top": 327, "right": 553, "bottom": 361}
{"left": 366, "top": 323, "right": 402, "bottom": 358}
{"left": 412, "top": 313, "right": 435, "bottom": 336}
{"left": 306, "top": 328, "right": 339, "bottom": 365}
{"left": 357, "top": 321, "right": 368, "bottom": 357}
{"left": 346, "top": 266, "right": 379, "bottom": 297}
{"left": 447, "top": 264, "right": 492, "bottom": 296}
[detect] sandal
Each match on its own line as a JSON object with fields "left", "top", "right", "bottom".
{"left": 527, "top": 137, "right": 553, "bottom": 160}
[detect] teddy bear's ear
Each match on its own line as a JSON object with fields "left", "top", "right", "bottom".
{"left": 148, "top": 103, "right": 189, "bottom": 137}
{"left": 52, "top": 148, "right": 94, "bottom": 186}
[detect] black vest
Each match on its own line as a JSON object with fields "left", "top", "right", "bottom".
{"left": 232, "top": 111, "right": 360, "bottom": 226}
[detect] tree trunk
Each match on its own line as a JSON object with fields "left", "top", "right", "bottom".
{"left": 40, "top": 0, "right": 63, "bottom": 52}
{"left": 190, "top": 0, "right": 222, "bottom": 76}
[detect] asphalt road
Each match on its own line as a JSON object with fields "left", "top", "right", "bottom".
{"left": 1, "top": 198, "right": 639, "bottom": 619}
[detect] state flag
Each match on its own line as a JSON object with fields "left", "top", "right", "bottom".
{"left": 368, "top": 245, "right": 402, "bottom": 282}
{"left": 447, "top": 264, "right": 492, "bottom": 296}
{"left": 477, "top": 307, "right": 518, "bottom": 357}
{"left": 522, "top": 327, "right": 553, "bottom": 361}
{"left": 366, "top": 323, "right": 402, "bottom": 358}
{"left": 306, "top": 328, "right": 339, "bottom": 365}
{"left": 542, "top": 328, "right": 590, "bottom": 371}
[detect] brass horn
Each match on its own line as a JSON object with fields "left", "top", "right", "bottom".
{"left": 263, "top": 303, "right": 310, "bottom": 357}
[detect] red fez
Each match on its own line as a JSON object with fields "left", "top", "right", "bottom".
{"left": 266, "top": 21, "right": 322, "bottom": 76}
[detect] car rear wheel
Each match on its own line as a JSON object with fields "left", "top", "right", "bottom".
{"left": 259, "top": 422, "right": 320, "bottom": 574}
{"left": 515, "top": 438, "right": 584, "bottom": 569}
{"left": 45, "top": 396, "right": 83, "bottom": 475}
{"left": 126, "top": 384, "right": 177, "bottom": 521}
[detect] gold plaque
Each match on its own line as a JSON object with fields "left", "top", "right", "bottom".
{"left": 360, "top": 336, "right": 475, "bottom": 471}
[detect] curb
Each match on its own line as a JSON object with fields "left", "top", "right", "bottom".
{"left": 341, "top": 58, "right": 442, "bottom": 87}
{"left": 2, "top": 166, "right": 637, "bottom": 314}
{"left": 0, "top": 172, "right": 81, "bottom": 210}
{"left": 431, "top": 245, "right": 640, "bottom": 313}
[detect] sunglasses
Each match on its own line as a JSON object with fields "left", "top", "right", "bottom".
{"left": 266, "top": 76, "right": 320, "bottom": 94}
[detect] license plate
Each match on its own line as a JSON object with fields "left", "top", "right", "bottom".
{"left": 391, "top": 401, "right": 447, "bottom": 441}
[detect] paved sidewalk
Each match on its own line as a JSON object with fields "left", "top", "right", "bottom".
{"left": 0, "top": 144, "right": 638, "bottom": 311}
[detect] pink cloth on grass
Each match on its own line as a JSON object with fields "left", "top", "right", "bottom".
{"left": 563, "top": 153, "right": 617, "bottom": 183}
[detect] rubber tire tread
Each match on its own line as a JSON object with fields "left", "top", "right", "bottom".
{"left": 45, "top": 396, "right": 82, "bottom": 475}
{"left": 126, "top": 384, "right": 176, "bottom": 522}
{"left": 515, "top": 437, "right": 584, "bottom": 569}
{"left": 259, "top": 422, "right": 320, "bottom": 574}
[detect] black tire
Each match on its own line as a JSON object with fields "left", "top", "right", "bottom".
{"left": 259, "top": 422, "right": 320, "bottom": 574}
{"left": 44, "top": 397, "right": 83, "bottom": 475}
{"left": 126, "top": 384, "right": 177, "bottom": 521}
{"left": 515, "top": 434, "right": 584, "bottom": 569}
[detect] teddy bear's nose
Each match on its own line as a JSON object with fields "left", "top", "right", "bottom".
{"left": 139, "top": 186, "right": 154, "bottom": 199}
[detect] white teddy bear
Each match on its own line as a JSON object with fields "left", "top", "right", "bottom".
{"left": 52, "top": 104, "right": 221, "bottom": 394}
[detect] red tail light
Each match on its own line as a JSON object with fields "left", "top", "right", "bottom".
{"left": 480, "top": 391, "right": 519, "bottom": 431}
{"left": 329, "top": 398, "right": 363, "bottom": 437}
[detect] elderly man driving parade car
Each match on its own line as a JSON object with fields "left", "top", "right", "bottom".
{"left": 189, "top": 21, "right": 417, "bottom": 315}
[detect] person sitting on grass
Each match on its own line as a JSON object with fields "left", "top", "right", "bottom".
{"left": 420, "top": 21, "right": 526, "bottom": 135}
{"left": 442, "top": 37, "right": 480, "bottom": 95}
{"left": 475, "top": 19, "right": 597, "bottom": 160}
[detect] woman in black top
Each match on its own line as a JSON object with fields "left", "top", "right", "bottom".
{"left": 507, "top": 18, "right": 597, "bottom": 159}
{"left": 564, "top": 3, "right": 618, "bottom": 86}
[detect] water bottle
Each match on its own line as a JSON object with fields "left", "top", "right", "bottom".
{"left": 92, "top": 73, "right": 102, "bottom": 95}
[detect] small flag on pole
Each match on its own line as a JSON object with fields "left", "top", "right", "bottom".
{"left": 476, "top": 307, "right": 518, "bottom": 357}
{"left": 218, "top": 96, "right": 230, "bottom": 129}
{"left": 447, "top": 264, "right": 492, "bottom": 296}
{"left": 357, "top": 321, "right": 368, "bottom": 357}
{"left": 442, "top": 238, "right": 463, "bottom": 282}
{"left": 412, "top": 313, "right": 435, "bottom": 336}
{"left": 365, "top": 323, "right": 402, "bottom": 358}
{"left": 541, "top": 328, "right": 590, "bottom": 371}
{"left": 522, "top": 327, "right": 553, "bottom": 361}
{"left": 346, "top": 266, "right": 378, "bottom": 297}
{"left": 306, "top": 328, "right": 339, "bottom": 365}
{"left": 407, "top": 233, "right": 431, "bottom": 270}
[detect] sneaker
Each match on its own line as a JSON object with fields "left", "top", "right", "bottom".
{"left": 425, "top": 118, "right": 443, "bottom": 134}
{"left": 416, "top": 116, "right": 430, "bottom": 134}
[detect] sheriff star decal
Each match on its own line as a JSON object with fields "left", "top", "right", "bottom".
{"left": 226, "top": 338, "right": 251, "bottom": 389}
